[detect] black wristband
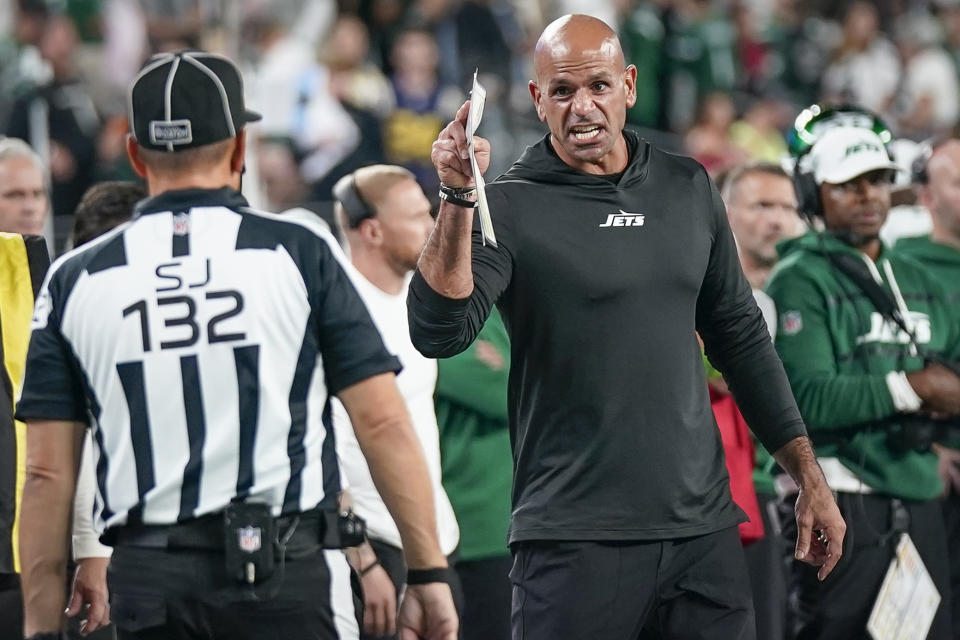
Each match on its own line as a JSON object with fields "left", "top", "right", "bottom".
{"left": 438, "top": 184, "right": 477, "bottom": 208}
{"left": 25, "top": 633, "right": 64, "bottom": 640}
{"left": 406, "top": 566, "right": 454, "bottom": 585}
{"left": 438, "top": 190, "right": 477, "bottom": 209}
{"left": 439, "top": 183, "right": 477, "bottom": 196}
{"left": 359, "top": 558, "right": 381, "bottom": 577}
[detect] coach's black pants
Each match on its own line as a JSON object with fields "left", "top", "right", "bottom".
{"left": 107, "top": 534, "right": 361, "bottom": 639}
{"left": 793, "top": 493, "right": 953, "bottom": 640}
{"left": 510, "top": 527, "right": 755, "bottom": 640}
{"left": 456, "top": 555, "right": 512, "bottom": 640}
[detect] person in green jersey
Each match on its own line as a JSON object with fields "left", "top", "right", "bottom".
{"left": 767, "top": 125, "right": 960, "bottom": 640}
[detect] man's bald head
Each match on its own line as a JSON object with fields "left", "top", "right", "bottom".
{"left": 534, "top": 14, "right": 625, "bottom": 83}
{"left": 528, "top": 14, "right": 636, "bottom": 174}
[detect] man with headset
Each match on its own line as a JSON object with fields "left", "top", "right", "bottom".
{"left": 897, "top": 137, "right": 960, "bottom": 639}
{"left": 331, "top": 165, "right": 462, "bottom": 640}
{"left": 767, "top": 123, "right": 960, "bottom": 639}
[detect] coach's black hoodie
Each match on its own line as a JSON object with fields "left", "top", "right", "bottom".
{"left": 409, "top": 130, "right": 805, "bottom": 544}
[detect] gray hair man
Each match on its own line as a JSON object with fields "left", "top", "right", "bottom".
{"left": 0, "top": 137, "right": 47, "bottom": 236}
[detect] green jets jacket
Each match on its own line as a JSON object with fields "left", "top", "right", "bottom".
{"left": 893, "top": 234, "right": 960, "bottom": 447}
{"left": 766, "top": 231, "right": 960, "bottom": 501}
{"left": 893, "top": 235, "right": 960, "bottom": 312}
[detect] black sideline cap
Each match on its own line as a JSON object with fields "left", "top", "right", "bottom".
{"left": 128, "top": 51, "right": 261, "bottom": 152}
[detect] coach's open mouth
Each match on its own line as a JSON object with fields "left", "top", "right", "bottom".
{"left": 570, "top": 124, "right": 602, "bottom": 141}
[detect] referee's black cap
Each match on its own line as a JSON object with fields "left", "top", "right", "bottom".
{"left": 129, "top": 51, "right": 261, "bottom": 153}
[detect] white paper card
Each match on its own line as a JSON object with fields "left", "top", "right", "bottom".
{"left": 465, "top": 70, "right": 496, "bottom": 247}
{"left": 867, "top": 533, "right": 941, "bottom": 640}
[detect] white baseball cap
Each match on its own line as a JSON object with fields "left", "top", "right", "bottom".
{"left": 807, "top": 126, "right": 900, "bottom": 185}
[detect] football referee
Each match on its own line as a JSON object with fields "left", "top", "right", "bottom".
{"left": 15, "top": 51, "right": 458, "bottom": 640}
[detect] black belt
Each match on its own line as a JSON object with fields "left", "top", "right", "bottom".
{"left": 106, "top": 510, "right": 327, "bottom": 551}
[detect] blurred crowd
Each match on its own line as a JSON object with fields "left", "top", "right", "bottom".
{"left": 5, "top": 0, "right": 960, "bottom": 251}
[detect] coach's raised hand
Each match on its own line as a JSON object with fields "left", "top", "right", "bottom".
{"left": 431, "top": 101, "right": 491, "bottom": 189}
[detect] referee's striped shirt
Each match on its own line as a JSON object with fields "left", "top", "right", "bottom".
{"left": 15, "top": 187, "right": 400, "bottom": 532}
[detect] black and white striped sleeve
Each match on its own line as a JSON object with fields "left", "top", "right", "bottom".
{"left": 16, "top": 262, "right": 90, "bottom": 423}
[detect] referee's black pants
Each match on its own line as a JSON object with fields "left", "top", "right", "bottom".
{"left": 792, "top": 493, "right": 952, "bottom": 640}
{"left": 107, "top": 530, "right": 361, "bottom": 639}
{"left": 509, "top": 526, "right": 755, "bottom": 640}
{"left": 0, "top": 573, "right": 23, "bottom": 640}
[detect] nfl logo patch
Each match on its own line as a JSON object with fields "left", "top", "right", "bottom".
{"left": 172, "top": 213, "right": 190, "bottom": 236}
{"left": 238, "top": 526, "right": 262, "bottom": 553}
{"left": 781, "top": 311, "right": 803, "bottom": 336}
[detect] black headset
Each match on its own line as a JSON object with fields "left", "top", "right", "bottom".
{"left": 792, "top": 162, "right": 823, "bottom": 222}
{"left": 332, "top": 172, "right": 376, "bottom": 228}
{"left": 789, "top": 104, "right": 895, "bottom": 221}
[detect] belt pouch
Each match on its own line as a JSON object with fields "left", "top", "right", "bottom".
{"left": 223, "top": 503, "right": 276, "bottom": 584}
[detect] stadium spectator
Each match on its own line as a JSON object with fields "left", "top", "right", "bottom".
{"left": 5, "top": 14, "right": 100, "bottom": 249}
{"left": 0, "top": 0, "right": 52, "bottom": 132}
{"left": 728, "top": 98, "right": 789, "bottom": 164}
{"left": 324, "top": 14, "right": 394, "bottom": 118}
{"left": 892, "top": 11, "right": 959, "bottom": 140}
{"left": 684, "top": 92, "right": 747, "bottom": 176}
{"left": 663, "top": 0, "right": 737, "bottom": 132}
{"left": 618, "top": 0, "right": 669, "bottom": 130}
{"left": 243, "top": 1, "right": 357, "bottom": 191}
{"left": 383, "top": 27, "right": 461, "bottom": 196}
{"left": 821, "top": 2, "right": 900, "bottom": 115}
{"left": 314, "top": 14, "right": 391, "bottom": 207}
{"left": 140, "top": 0, "right": 217, "bottom": 51}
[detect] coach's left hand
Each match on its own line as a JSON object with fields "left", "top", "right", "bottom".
{"left": 398, "top": 581, "right": 458, "bottom": 640}
{"left": 793, "top": 477, "right": 846, "bottom": 581}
